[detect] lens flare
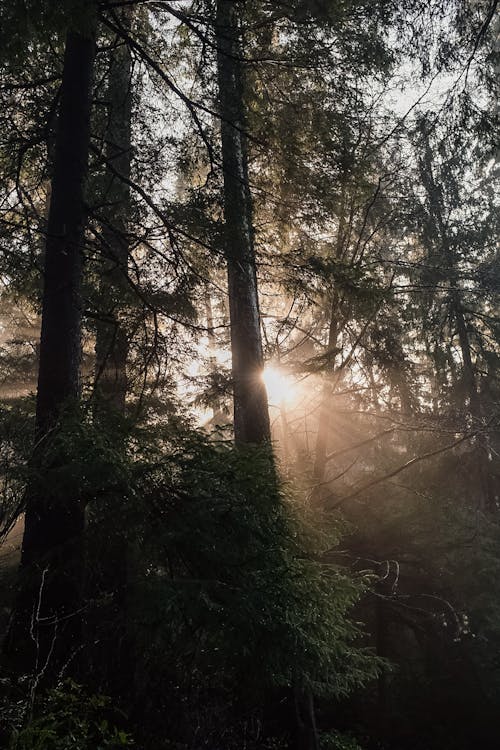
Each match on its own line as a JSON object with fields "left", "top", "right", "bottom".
{"left": 262, "top": 366, "right": 296, "bottom": 406}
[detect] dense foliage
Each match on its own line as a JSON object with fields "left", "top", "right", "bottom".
{"left": 0, "top": 0, "right": 498, "bottom": 748}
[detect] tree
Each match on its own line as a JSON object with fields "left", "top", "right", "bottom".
{"left": 94, "top": 11, "right": 134, "bottom": 415}
{"left": 5, "top": 12, "right": 96, "bottom": 676}
{"left": 215, "top": 0, "right": 271, "bottom": 445}
{"left": 415, "top": 114, "right": 496, "bottom": 510}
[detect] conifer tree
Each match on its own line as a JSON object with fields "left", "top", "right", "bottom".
{"left": 215, "top": 0, "right": 271, "bottom": 445}
{"left": 5, "top": 10, "right": 96, "bottom": 676}
{"left": 94, "top": 8, "right": 134, "bottom": 414}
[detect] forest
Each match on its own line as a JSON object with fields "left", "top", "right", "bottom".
{"left": 0, "top": 0, "right": 498, "bottom": 748}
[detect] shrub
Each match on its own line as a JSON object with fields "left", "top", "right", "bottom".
{"left": 7, "top": 680, "right": 134, "bottom": 750}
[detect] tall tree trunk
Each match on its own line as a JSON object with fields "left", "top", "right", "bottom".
{"left": 311, "top": 186, "right": 347, "bottom": 502}
{"left": 95, "top": 20, "right": 133, "bottom": 414}
{"left": 311, "top": 293, "right": 340, "bottom": 504}
{"left": 90, "top": 15, "right": 134, "bottom": 695}
{"left": 294, "top": 681, "right": 319, "bottom": 750}
{"left": 5, "top": 24, "right": 96, "bottom": 677}
{"left": 215, "top": 0, "right": 270, "bottom": 445}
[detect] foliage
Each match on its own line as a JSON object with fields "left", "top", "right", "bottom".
{"left": 0, "top": 399, "right": 34, "bottom": 536}
{"left": 0, "top": 0, "right": 499, "bottom": 748}
{"left": 320, "top": 730, "right": 364, "bottom": 750}
{"left": 83, "top": 420, "right": 381, "bottom": 745}
{"left": 5, "top": 680, "right": 133, "bottom": 750}
{"left": 28, "top": 404, "right": 131, "bottom": 508}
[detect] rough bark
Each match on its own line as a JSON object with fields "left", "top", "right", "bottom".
{"left": 5, "top": 24, "right": 95, "bottom": 676}
{"left": 215, "top": 0, "right": 270, "bottom": 445}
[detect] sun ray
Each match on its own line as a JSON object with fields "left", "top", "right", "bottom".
{"left": 262, "top": 366, "right": 297, "bottom": 406}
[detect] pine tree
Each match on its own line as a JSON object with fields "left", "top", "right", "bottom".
{"left": 94, "top": 8, "right": 134, "bottom": 414}
{"left": 215, "top": 0, "right": 271, "bottom": 445}
{"left": 5, "top": 12, "right": 97, "bottom": 677}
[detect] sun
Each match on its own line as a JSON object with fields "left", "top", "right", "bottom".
{"left": 262, "top": 365, "right": 296, "bottom": 406}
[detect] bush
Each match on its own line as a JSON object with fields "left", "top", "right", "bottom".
{"left": 7, "top": 680, "right": 134, "bottom": 749}
{"left": 320, "top": 730, "right": 364, "bottom": 750}
{"left": 85, "top": 422, "right": 381, "bottom": 746}
{"left": 1, "top": 410, "right": 381, "bottom": 748}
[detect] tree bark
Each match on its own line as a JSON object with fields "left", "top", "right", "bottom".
{"left": 5, "top": 23, "right": 95, "bottom": 677}
{"left": 215, "top": 0, "right": 270, "bottom": 445}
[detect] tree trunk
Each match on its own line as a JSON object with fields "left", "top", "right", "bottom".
{"left": 294, "top": 682, "right": 320, "bottom": 750}
{"left": 215, "top": 0, "right": 270, "bottom": 445}
{"left": 5, "top": 24, "right": 95, "bottom": 677}
{"left": 89, "top": 15, "right": 135, "bottom": 695}
{"left": 311, "top": 185, "right": 349, "bottom": 503}
{"left": 95, "top": 21, "right": 133, "bottom": 414}
{"left": 311, "top": 295, "right": 340, "bottom": 504}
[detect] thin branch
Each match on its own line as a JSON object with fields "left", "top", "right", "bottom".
{"left": 327, "top": 429, "right": 480, "bottom": 510}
